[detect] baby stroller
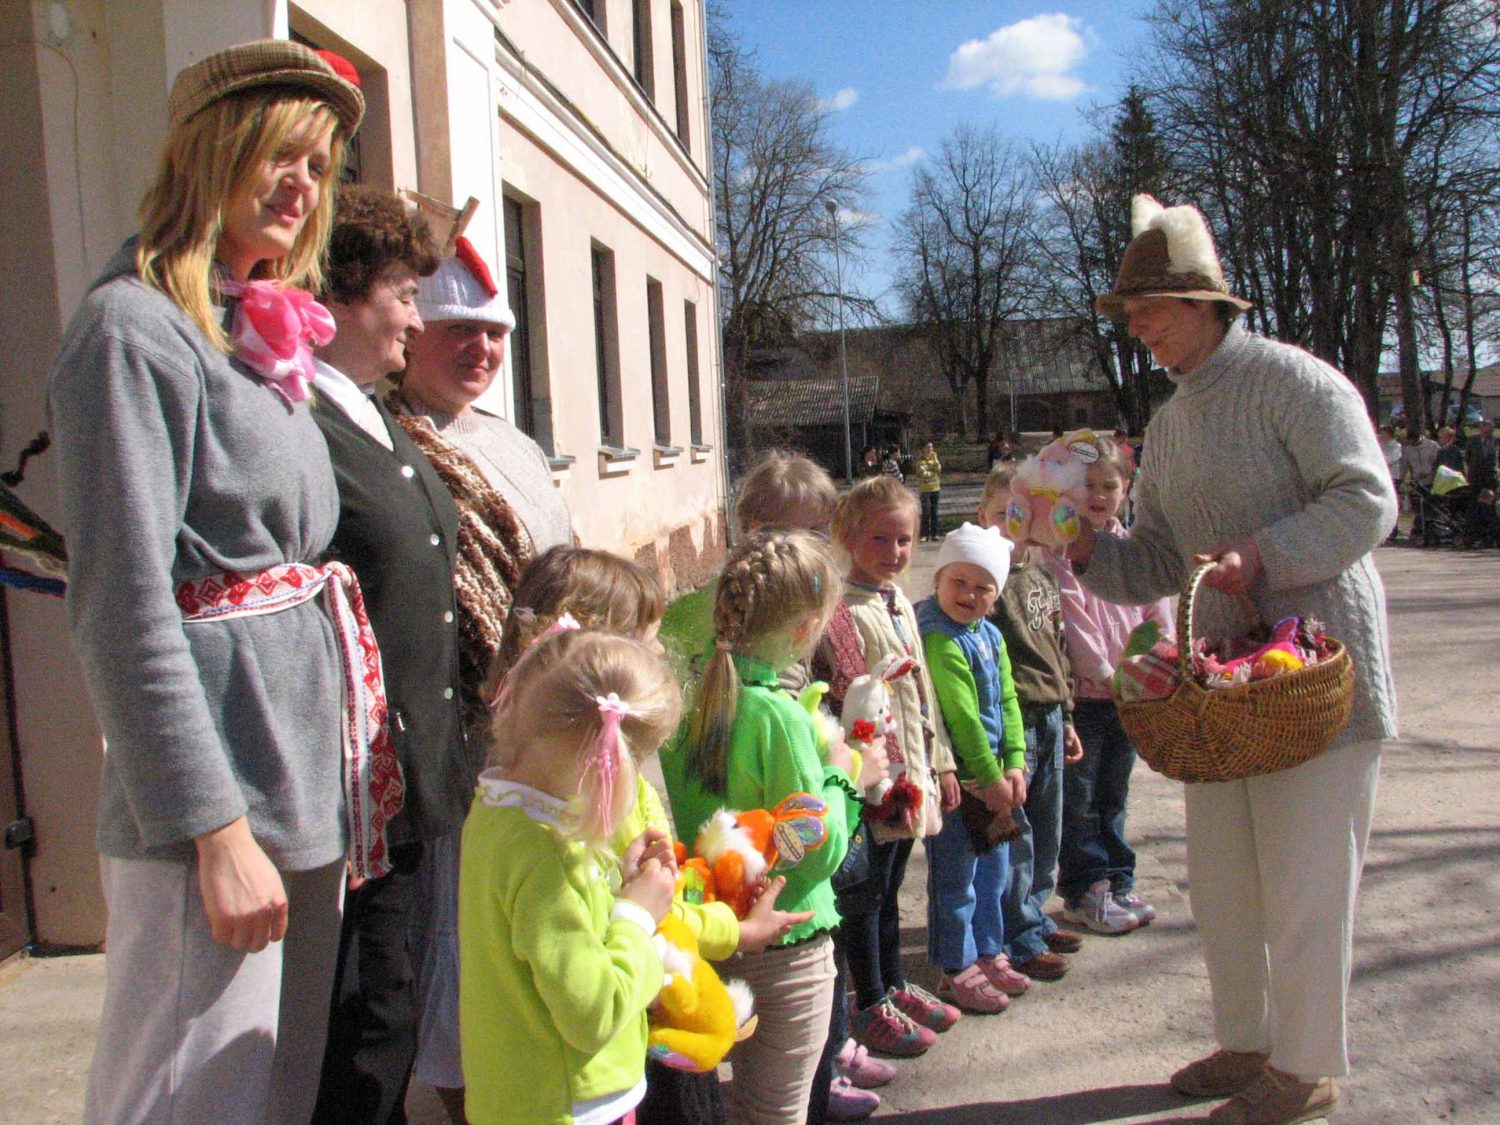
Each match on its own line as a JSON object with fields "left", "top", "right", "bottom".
{"left": 1412, "top": 483, "right": 1474, "bottom": 547}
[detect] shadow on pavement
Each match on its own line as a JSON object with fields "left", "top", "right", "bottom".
{"left": 877, "top": 1081, "right": 1203, "bottom": 1123}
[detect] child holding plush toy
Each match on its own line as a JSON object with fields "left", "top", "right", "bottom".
{"left": 1042, "top": 434, "right": 1174, "bottom": 935}
{"left": 814, "top": 476, "right": 962, "bottom": 1060}
{"left": 457, "top": 629, "right": 682, "bottom": 1125}
{"left": 660, "top": 529, "right": 865, "bottom": 1124}
{"left": 916, "top": 523, "right": 1034, "bottom": 1013}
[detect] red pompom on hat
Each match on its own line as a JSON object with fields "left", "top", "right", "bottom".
{"left": 315, "top": 49, "right": 361, "bottom": 88}
{"left": 414, "top": 236, "right": 514, "bottom": 330}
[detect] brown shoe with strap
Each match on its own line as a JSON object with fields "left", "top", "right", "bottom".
{"left": 1170, "top": 1049, "right": 1270, "bottom": 1098}
{"left": 1207, "top": 1065, "right": 1339, "bottom": 1124}
{"left": 1012, "top": 949, "right": 1069, "bottom": 980}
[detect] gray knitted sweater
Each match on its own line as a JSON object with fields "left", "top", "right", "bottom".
{"left": 48, "top": 245, "right": 346, "bottom": 869}
{"left": 1083, "top": 321, "right": 1398, "bottom": 747}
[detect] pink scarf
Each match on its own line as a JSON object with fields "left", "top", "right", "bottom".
{"left": 218, "top": 279, "right": 336, "bottom": 404}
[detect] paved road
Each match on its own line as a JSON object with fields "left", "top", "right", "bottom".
{"left": 3, "top": 544, "right": 1497, "bottom": 1124}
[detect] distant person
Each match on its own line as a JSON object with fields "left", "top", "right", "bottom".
{"left": 1400, "top": 429, "right": 1439, "bottom": 541}
{"left": 987, "top": 433, "right": 1017, "bottom": 469}
{"left": 858, "top": 444, "right": 882, "bottom": 478}
{"left": 880, "top": 445, "right": 904, "bottom": 483}
{"left": 914, "top": 441, "right": 943, "bottom": 541}
{"left": 1465, "top": 418, "right": 1497, "bottom": 493}
{"left": 1435, "top": 426, "right": 1465, "bottom": 475}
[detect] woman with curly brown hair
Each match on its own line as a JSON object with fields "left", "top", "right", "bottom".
{"left": 305, "top": 185, "right": 474, "bottom": 1124}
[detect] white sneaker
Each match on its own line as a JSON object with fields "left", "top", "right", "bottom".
{"left": 1062, "top": 879, "right": 1140, "bottom": 934}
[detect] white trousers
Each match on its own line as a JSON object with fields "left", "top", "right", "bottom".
{"left": 1185, "top": 739, "right": 1383, "bottom": 1080}
{"left": 84, "top": 855, "right": 345, "bottom": 1125}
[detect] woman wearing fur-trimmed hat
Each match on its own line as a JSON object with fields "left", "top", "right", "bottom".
{"left": 48, "top": 38, "right": 368, "bottom": 1124}
{"left": 1068, "top": 196, "right": 1397, "bottom": 1125}
{"left": 384, "top": 236, "right": 573, "bottom": 1122}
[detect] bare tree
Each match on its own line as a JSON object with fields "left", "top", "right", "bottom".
{"left": 892, "top": 126, "right": 1042, "bottom": 437}
{"left": 708, "top": 12, "right": 872, "bottom": 446}
{"left": 1031, "top": 88, "right": 1172, "bottom": 432}
{"left": 1139, "top": 0, "right": 1500, "bottom": 426}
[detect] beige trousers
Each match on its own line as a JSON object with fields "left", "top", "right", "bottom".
{"left": 723, "top": 933, "right": 837, "bottom": 1125}
{"left": 1185, "top": 739, "right": 1383, "bottom": 1079}
{"left": 84, "top": 855, "right": 345, "bottom": 1125}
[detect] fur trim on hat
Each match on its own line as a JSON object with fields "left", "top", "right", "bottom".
{"left": 1131, "top": 195, "right": 1224, "bottom": 286}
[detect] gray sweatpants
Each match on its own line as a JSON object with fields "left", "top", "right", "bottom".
{"left": 84, "top": 855, "right": 345, "bottom": 1125}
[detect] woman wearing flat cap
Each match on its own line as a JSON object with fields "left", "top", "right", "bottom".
{"left": 48, "top": 39, "right": 374, "bottom": 1123}
{"left": 1066, "top": 196, "right": 1397, "bottom": 1125}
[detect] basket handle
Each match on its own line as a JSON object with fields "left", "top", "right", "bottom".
{"left": 1174, "top": 562, "right": 1216, "bottom": 680}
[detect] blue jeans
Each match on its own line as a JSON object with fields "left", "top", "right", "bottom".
{"left": 1001, "top": 703, "right": 1063, "bottom": 963}
{"left": 926, "top": 800, "right": 1009, "bottom": 972}
{"left": 1059, "top": 699, "right": 1138, "bottom": 903}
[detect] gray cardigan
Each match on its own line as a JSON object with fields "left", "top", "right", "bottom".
{"left": 1083, "top": 320, "right": 1399, "bottom": 748}
{"left": 48, "top": 245, "right": 346, "bottom": 870}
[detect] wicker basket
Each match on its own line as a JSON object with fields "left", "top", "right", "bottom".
{"left": 1116, "top": 563, "right": 1355, "bottom": 784}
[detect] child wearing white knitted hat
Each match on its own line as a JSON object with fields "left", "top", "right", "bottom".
{"left": 915, "top": 523, "right": 1033, "bottom": 1013}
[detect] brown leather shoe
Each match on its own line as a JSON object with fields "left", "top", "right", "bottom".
{"left": 1013, "top": 950, "right": 1069, "bottom": 980}
{"left": 1044, "top": 928, "right": 1083, "bottom": 953}
{"left": 1207, "top": 1066, "right": 1339, "bottom": 1124}
{"left": 1171, "top": 1049, "right": 1271, "bottom": 1098}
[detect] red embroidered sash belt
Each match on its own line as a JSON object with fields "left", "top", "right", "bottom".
{"left": 176, "top": 562, "right": 405, "bottom": 879}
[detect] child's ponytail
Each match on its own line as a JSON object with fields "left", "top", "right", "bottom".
{"left": 491, "top": 629, "right": 682, "bottom": 846}
{"left": 686, "top": 530, "right": 842, "bottom": 794}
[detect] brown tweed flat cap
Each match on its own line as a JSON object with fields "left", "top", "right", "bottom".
{"left": 168, "top": 38, "right": 364, "bottom": 135}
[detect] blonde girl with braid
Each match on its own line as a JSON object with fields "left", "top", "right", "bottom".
{"left": 660, "top": 530, "right": 863, "bottom": 1125}
{"left": 458, "top": 630, "right": 682, "bottom": 1125}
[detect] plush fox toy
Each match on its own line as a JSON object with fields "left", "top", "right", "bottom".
{"left": 647, "top": 912, "right": 756, "bottom": 1073}
{"left": 680, "top": 793, "right": 829, "bottom": 918}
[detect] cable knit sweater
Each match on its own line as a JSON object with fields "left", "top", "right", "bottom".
{"left": 1080, "top": 320, "right": 1398, "bottom": 748}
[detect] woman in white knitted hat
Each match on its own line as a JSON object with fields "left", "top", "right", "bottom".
{"left": 1068, "top": 196, "right": 1397, "bottom": 1125}
{"left": 48, "top": 38, "right": 371, "bottom": 1124}
{"left": 385, "top": 236, "right": 573, "bottom": 1122}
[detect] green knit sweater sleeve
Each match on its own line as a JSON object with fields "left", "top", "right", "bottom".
{"left": 997, "top": 634, "right": 1026, "bottom": 771}
{"left": 921, "top": 632, "right": 1002, "bottom": 786}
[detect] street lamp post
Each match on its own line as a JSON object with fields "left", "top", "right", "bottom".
{"left": 826, "top": 199, "right": 853, "bottom": 483}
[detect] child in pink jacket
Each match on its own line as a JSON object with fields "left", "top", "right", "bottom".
{"left": 1045, "top": 435, "right": 1172, "bottom": 934}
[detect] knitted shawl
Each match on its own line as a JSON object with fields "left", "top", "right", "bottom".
{"left": 386, "top": 393, "right": 535, "bottom": 730}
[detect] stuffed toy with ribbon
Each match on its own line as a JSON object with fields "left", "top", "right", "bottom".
{"left": 680, "top": 794, "right": 829, "bottom": 919}
{"left": 1006, "top": 430, "right": 1099, "bottom": 547}
{"left": 841, "top": 654, "right": 924, "bottom": 837}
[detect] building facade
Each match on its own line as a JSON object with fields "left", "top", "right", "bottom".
{"left": 0, "top": 0, "right": 725, "bottom": 950}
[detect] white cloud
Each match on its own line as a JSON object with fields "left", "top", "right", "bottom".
{"left": 942, "top": 13, "right": 1091, "bottom": 101}
{"left": 835, "top": 206, "right": 880, "bottom": 228}
{"left": 819, "top": 86, "right": 860, "bottom": 112}
{"left": 871, "top": 146, "right": 927, "bottom": 173}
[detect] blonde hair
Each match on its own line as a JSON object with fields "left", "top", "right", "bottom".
{"left": 137, "top": 89, "right": 349, "bottom": 350}
{"left": 982, "top": 463, "right": 1019, "bottom": 509}
{"left": 831, "top": 474, "right": 918, "bottom": 550}
{"left": 1086, "top": 434, "right": 1134, "bottom": 483}
{"left": 494, "top": 546, "right": 666, "bottom": 682}
{"left": 686, "top": 530, "right": 842, "bottom": 794}
{"left": 734, "top": 450, "right": 837, "bottom": 534}
{"left": 490, "top": 630, "right": 682, "bottom": 846}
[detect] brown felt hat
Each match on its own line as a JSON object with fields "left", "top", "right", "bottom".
{"left": 1096, "top": 195, "right": 1252, "bottom": 320}
{"left": 168, "top": 39, "right": 364, "bottom": 135}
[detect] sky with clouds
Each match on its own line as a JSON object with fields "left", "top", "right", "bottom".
{"left": 718, "top": 1, "right": 1157, "bottom": 310}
